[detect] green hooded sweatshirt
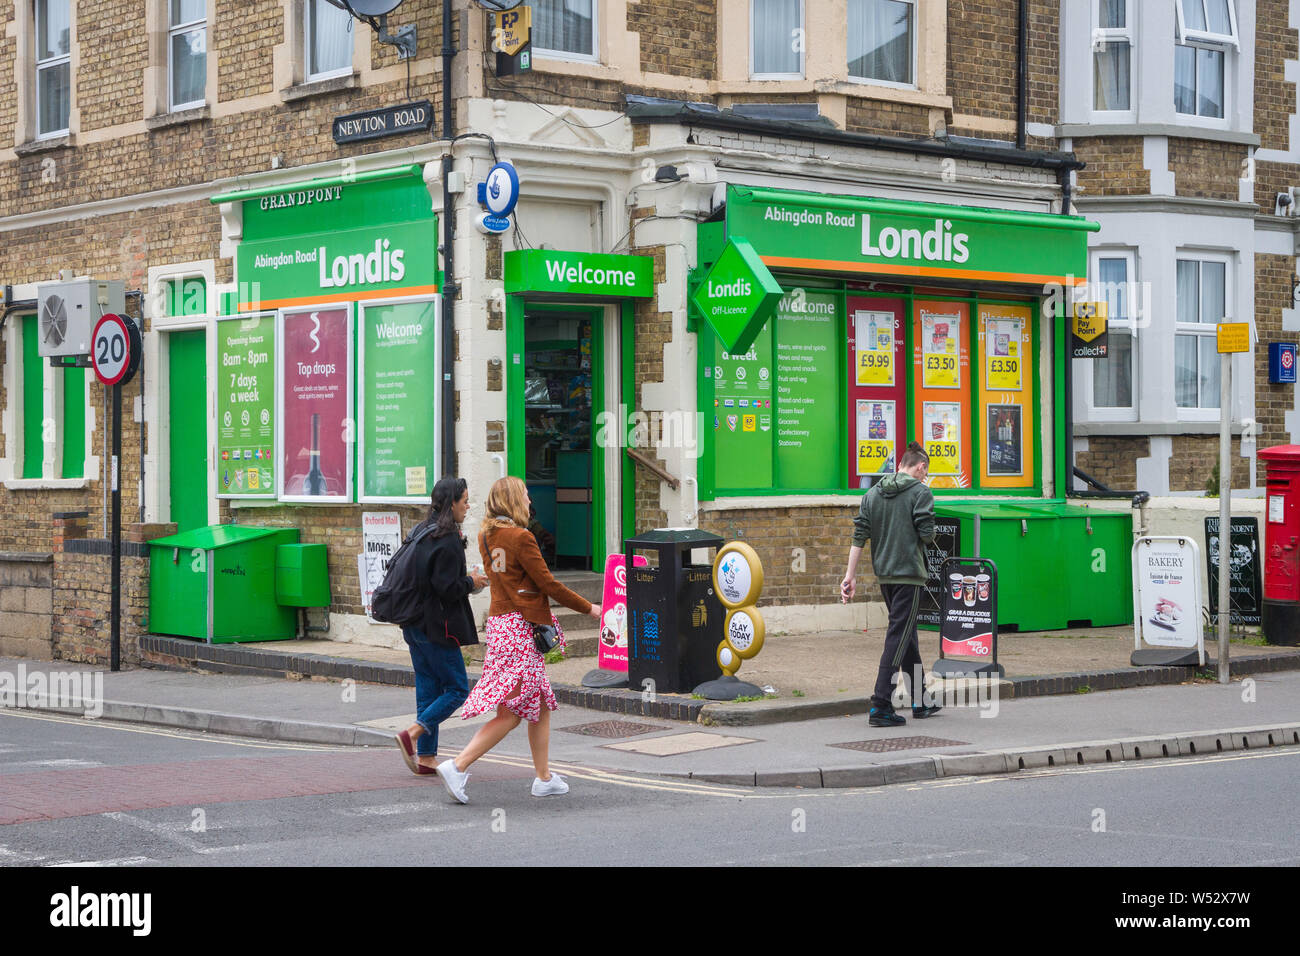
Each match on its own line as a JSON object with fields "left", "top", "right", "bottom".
{"left": 851, "top": 473, "right": 937, "bottom": 586}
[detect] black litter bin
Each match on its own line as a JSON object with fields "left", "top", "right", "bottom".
{"left": 626, "top": 529, "right": 724, "bottom": 694}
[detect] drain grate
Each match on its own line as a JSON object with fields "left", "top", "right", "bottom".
{"left": 560, "top": 720, "right": 668, "bottom": 739}
{"left": 829, "top": 736, "right": 969, "bottom": 753}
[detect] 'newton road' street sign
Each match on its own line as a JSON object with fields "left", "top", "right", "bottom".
{"left": 333, "top": 101, "right": 434, "bottom": 145}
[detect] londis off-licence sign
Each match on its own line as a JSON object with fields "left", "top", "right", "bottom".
{"left": 690, "top": 237, "right": 785, "bottom": 354}
{"left": 726, "top": 185, "right": 1096, "bottom": 287}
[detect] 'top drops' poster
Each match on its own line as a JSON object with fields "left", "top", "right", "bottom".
{"left": 281, "top": 307, "right": 351, "bottom": 500}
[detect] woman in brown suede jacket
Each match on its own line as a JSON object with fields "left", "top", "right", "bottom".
{"left": 437, "top": 476, "right": 601, "bottom": 804}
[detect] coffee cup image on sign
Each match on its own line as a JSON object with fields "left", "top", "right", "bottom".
{"left": 949, "top": 573, "right": 964, "bottom": 599}
{"left": 976, "top": 573, "right": 990, "bottom": 602}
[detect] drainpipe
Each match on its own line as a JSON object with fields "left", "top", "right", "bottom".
{"left": 1058, "top": 164, "right": 1075, "bottom": 497}
{"left": 441, "top": 0, "right": 458, "bottom": 479}
{"left": 1016, "top": 0, "right": 1028, "bottom": 151}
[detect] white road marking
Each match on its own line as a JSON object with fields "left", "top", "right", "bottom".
{"left": 0, "top": 709, "right": 347, "bottom": 752}
{"left": 332, "top": 803, "right": 428, "bottom": 817}
{"left": 404, "top": 822, "right": 478, "bottom": 834}
{"left": 0, "top": 844, "right": 46, "bottom": 863}
{"left": 48, "top": 856, "right": 153, "bottom": 867}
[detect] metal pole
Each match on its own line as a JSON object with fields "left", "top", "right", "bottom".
{"left": 111, "top": 383, "right": 122, "bottom": 673}
{"left": 1217, "top": 353, "right": 1231, "bottom": 683}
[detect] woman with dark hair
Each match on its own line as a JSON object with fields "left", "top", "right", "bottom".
{"left": 394, "top": 477, "right": 489, "bottom": 775}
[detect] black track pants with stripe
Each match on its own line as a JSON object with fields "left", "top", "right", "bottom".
{"left": 872, "top": 582, "right": 924, "bottom": 710}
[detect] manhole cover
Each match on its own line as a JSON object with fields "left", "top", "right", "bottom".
{"left": 560, "top": 720, "right": 667, "bottom": 739}
{"left": 829, "top": 736, "right": 969, "bottom": 753}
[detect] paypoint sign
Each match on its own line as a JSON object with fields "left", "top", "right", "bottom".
{"left": 690, "top": 237, "right": 785, "bottom": 354}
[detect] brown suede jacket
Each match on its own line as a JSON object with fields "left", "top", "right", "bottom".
{"left": 477, "top": 524, "right": 593, "bottom": 626}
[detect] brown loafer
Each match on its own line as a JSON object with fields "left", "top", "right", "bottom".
{"left": 395, "top": 731, "right": 420, "bottom": 774}
{"left": 416, "top": 764, "right": 438, "bottom": 776}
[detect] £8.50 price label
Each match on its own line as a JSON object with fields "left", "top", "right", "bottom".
{"left": 926, "top": 441, "right": 960, "bottom": 474}
{"left": 923, "top": 353, "right": 959, "bottom": 389}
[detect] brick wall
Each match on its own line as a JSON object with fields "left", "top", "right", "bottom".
{"left": 77, "top": 1, "right": 147, "bottom": 131}
{"left": 844, "top": 98, "right": 933, "bottom": 138}
{"left": 1254, "top": 0, "right": 1300, "bottom": 209}
{"left": 1168, "top": 138, "right": 1247, "bottom": 201}
{"left": 1254, "top": 254, "right": 1296, "bottom": 452}
{"left": 50, "top": 516, "right": 162, "bottom": 665}
{"left": 947, "top": 0, "right": 1018, "bottom": 126}
{"left": 0, "top": 553, "right": 53, "bottom": 659}
{"left": 1168, "top": 435, "right": 1252, "bottom": 492}
{"left": 698, "top": 504, "right": 869, "bottom": 605}
{"left": 629, "top": 240, "right": 670, "bottom": 534}
{"left": 1027, "top": 0, "right": 1059, "bottom": 127}
{"left": 1075, "top": 437, "right": 1150, "bottom": 492}
{"left": 1073, "top": 138, "right": 1150, "bottom": 196}
{"left": 215, "top": 0, "right": 281, "bottom": 101}
{"left": 629, "top": 0, "right": 716, "bottom": 80}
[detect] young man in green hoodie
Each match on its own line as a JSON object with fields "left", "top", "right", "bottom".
{"left": 840, "top": 441, "right": 941, "bottom": 727}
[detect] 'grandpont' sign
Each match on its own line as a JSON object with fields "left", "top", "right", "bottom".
{"left": 726, "top": 185, "right": 1097, "bottom": 286}
{"left": 504, "top": 250, "right": 654, "bottom": 298}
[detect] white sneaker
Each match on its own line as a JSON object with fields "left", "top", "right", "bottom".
{"left": 437, "top": 759, "right": 470, "bottom": 804}
{"left": 531, "top": 773, "right": 569, "bottom": 797}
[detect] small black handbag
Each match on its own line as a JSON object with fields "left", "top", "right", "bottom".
{"left": 532, "top": 623, "right": 560, "bottom": 654}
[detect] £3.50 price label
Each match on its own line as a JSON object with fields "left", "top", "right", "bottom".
{"left": 926, "top": 440, "right": 960, "bottom": 475}
{"left": 857, "top": 439, "right": 893, "bottom": 475}
{"left": 923, "top": 353, "right": 958, "bottom": 389}
{"left": 987, "top": 355, "right": 1021, "bottom": 390}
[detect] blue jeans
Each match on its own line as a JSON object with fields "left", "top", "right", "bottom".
{"left": 402, "top": 628, "right": 470, "bottom": 757}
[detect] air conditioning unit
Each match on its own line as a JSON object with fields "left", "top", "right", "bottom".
{"left": 34, "top": 279, "right": 125, "bottom": 358}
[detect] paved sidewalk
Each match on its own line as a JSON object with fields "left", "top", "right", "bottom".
{"left": 4, "top": 657, "right": 1298, "bottom": 791}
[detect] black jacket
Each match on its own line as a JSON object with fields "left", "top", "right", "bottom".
{"left": 411, "top": 526, "right": 479, "bottom": 648}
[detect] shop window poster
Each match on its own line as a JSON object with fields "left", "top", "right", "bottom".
{"left": 923, "top": 401, "right": 962, "bottom": 475}
{"left": 985, "top": 316, "right": 1023, "bottom": 391}
{"left": 921, "top": 310, "right": 961, "bottom": 388}
{"left": 856, "top": 399, "right": 896, "bottom": 477}
{"left": 279, "top": 306, "right": 353, "bottom": 501}
{"left": 987, "top": 404, "right": 1023, "bottom": 476}
{"left": 854, "top": 310, "right": 894, "bottom": 387}
{"left": 216, "top": 312, "right": 275, "bottom": 498}
{"left": 360, "top": 298, "right": 439, "bottom": 502}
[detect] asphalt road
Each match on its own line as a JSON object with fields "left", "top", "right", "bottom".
{"left": 1, "top": 709, "right": 1297, "bottom": 869}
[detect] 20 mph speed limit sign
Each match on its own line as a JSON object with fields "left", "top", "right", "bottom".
{"left": 91, "top": 313, "right": 142, "bottom": 386}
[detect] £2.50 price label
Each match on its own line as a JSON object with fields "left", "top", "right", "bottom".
{"left": 923, "top": 353, "right": 958, "bottom": 388}
{"left": 857, "top": 439, "right": 893, "bottom": 475}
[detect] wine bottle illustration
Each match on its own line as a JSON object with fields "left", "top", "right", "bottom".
{"left": 305, "top": 413, "right": 326, "bottom": 495}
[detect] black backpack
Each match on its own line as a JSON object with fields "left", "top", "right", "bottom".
{"left": 370, "top": 523, "right": 437, "bottom": 626}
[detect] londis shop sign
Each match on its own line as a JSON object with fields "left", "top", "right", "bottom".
{"left": 691, "top": 237, "right": 785, "bottom": 354}
{"left": 237, "top": 221, "right": 439, "bottom": 311}
{"left": 725, "top": 185, "right": 1097, "bottom": 287}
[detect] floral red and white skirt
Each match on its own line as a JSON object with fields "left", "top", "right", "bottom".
{"left": 460, "top": 611, "right": 565, "bottom": 724}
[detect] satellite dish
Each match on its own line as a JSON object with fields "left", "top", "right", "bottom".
{"left": 335, "top": 0, "right": 405, "bottom": 15}
{"left": 476, "top": 0, "right": 526, "bottom": 10}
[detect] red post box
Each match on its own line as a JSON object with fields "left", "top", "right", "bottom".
{"left": 1259, "top": 444, "right": 1300, "bottom": 645}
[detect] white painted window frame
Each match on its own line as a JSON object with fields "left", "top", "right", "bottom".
{"left": 305, "top": 0, "right": 353, "bottom": 83}
{"left": 1174, "top": 0, "right": 1240, "bottom": 49}
{"left": 35, "top": 0, "right": 71, "bottom": 140}
{"left": 168, "top": 1, "right": 207, "bottom": 112}
{"left": 144, "top": 260, "right": 218, "bottom": 525}
{"left": 1174, "top": 250, "right": 1233, "bottom": 421}
{"left": 750, "top": 0, "right": 805, "bottom": 80}
{"left": 1090, "top": 0, "right": 1135, "bottom": 119}
{"left": 530, "top": 0, "right": 600, "bottom": 65}
{"left": 845, "top": 0, "right": 918, "bottom": 91}
{"left": 1084, "top": 248, "right": 1139, "bottom": 423}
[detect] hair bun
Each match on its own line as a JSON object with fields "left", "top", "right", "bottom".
{"left": 907, "top": 440, "right": 924, "bottom": 452}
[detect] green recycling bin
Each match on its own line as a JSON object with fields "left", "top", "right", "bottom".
{"left": 933, "top": 502, "right": 1133, "bottom": 632}
{"left": 149, "top": 525, "right": 300, "bottom": 643}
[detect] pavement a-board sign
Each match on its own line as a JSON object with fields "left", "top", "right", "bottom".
{"left": 1204, "top": 516, "right": 1262, "bottom": 627}
{"left": 933, "top": 556, "right": 1004, "bottom": 677}
{"left": 1132, "top": 536, "right": 1205, "bottom": 666}
{"left": 919, "top": 519, "right": 961, "bottom": 628}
